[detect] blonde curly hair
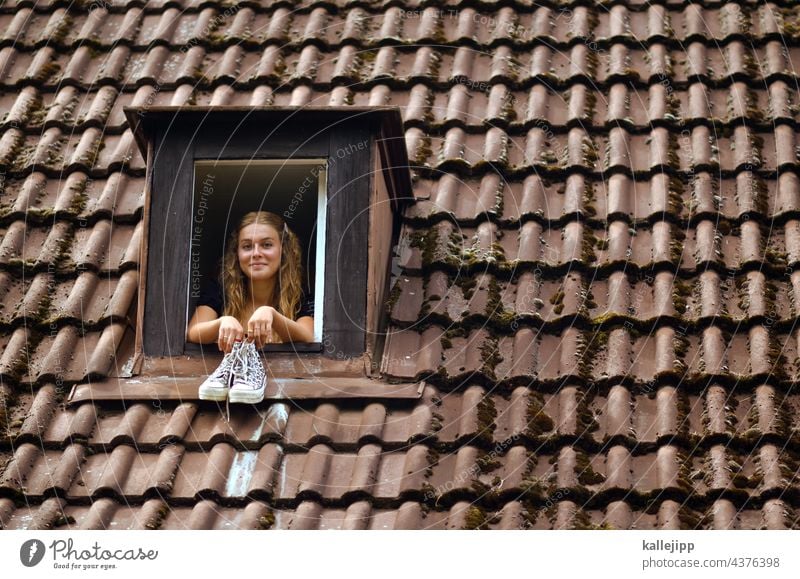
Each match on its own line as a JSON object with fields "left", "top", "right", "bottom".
{"left": 220, "top": 211, "right": 304, "bottom": 337}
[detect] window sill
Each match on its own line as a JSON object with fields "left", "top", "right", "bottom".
{"left": 67, "top": 376, "right": 425, "bottom": 406}
{"left": 184, "top": 342, "right": 324, "bottom": 354}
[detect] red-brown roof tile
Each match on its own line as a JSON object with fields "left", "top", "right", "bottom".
{"left": 2, "top": 0, "right": 800, "bottom": 530}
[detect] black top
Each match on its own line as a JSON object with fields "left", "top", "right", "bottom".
{"left": 196, "top": 278, "right": 315, "bottom": 319}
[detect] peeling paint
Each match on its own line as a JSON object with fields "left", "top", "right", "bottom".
{"left": 266, "top": 403, "right": 289, "bottom": 434}
{"left": 225, "top": 451, "right": 258, "bottom": 497}
{"left": 250, "top": 409, "right": 268, "bottom": 442}
{"left": 17, "top": 513, "right": 33, "bottom": 529}
{"left": 120, "top": 356, "right": 136, "bottom": 378}
{"left": 277, "top": 444, "right": 288, "bottom": 498}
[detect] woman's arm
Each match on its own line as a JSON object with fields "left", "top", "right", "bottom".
{"left": 272, "top": 311, "right": 314, "bottom": 343}
{"left": 187, "top": 307, "right": 246, "bottom": 352}
{"left": 248, "top": 307, "right": 314, "bottom": 345}
{"left": 186, "top": 305, "right": 224, "bottom": 344}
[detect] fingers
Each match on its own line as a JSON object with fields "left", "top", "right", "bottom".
{"left": 231, "top": 330, "right": 244, "bottom": 351}
{"left": 248, "top": 321, "right": 272, "bottom": 348}
{"left": 218, "top": 326, "right": 244, "bottom": 353}
{"left": 218, "top": 334, "right": 230, "bottom": 353}
{"left": 247, "top": 320, "right": 257, "bottom": 345}
{"left": 247, "top": 308, "right": 275, "bottom": 348}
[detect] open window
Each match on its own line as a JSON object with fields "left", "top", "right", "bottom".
{"left": 188, "top": 159, "right": 327, "bottom": 350}
{"left": 125, "top": 106, "right": 412, "bottom": 373}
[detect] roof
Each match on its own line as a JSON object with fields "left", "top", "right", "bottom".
{"left": 1, "top": 0, "right": 800, "bottom": 530}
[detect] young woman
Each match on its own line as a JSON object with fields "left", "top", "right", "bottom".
{"left": 187, "top": 211, "right": 314, "bottom": 402}
{"left": 187, "top": 210, "right": 314, "bottom": 349}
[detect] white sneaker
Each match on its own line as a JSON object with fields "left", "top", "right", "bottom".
{"left": 198, "top": 341, "right": 242, "bottom": 401}
{"left": 229, "top": 340, "right": 266, "bottom": 404}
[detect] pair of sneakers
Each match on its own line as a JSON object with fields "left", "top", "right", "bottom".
{"left": 198, "top": 339, "right": 266, "bottom": 404}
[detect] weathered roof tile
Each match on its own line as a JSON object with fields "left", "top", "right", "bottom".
{"left": 2, "top": 0, "right": 800, "bottom": 530}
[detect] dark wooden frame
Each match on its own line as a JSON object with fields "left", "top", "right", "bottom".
{"left": 125, "top": 106, "right": 412, "bottom": 360}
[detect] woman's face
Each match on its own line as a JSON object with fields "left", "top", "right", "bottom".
{"left": 237, "top": 223, "right": 282, "bottom": 281}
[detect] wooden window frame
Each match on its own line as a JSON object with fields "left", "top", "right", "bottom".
{"left": 125, "top": 106, "right": 412, "bottom": 367}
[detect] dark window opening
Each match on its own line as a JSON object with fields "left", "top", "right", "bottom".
{"left": 185, "top": 159, "right": 327, "bottom": 352}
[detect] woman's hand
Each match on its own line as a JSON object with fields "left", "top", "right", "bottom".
{"left": 217, "top": 316, "right": 244, "bottom": 353}
{"left": 248, "top": 306, "right": 275, "bottom": 348}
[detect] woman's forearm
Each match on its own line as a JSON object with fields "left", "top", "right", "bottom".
{"left": 270, "top": 311, "right": 314, "bottom": 343}
{"left": 186, "top": 317, "right": 223, "bottom": 344}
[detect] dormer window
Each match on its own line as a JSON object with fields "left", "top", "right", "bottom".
{"left": 125, "top": 106, "right": 412, "bottom": 373}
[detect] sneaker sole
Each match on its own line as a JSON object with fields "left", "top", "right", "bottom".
{"left": 198, "top": 385, "right": 229, "bottom": 401}
{"left": 228, "top": 380, "right": 266, "bottom": 404}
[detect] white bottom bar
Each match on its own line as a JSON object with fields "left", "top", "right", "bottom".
{"left": 2, "top": 531, "right": 798, "bottom": 579}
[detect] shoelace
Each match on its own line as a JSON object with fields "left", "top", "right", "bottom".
{"left": 224, "top": 340, "right": 245, "bottom": 422}
{"left": 213, "top": 350, "right": 235, "bottom": 380}
{"left": 233, "top": 340, "right": 252, "bottom": 385}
